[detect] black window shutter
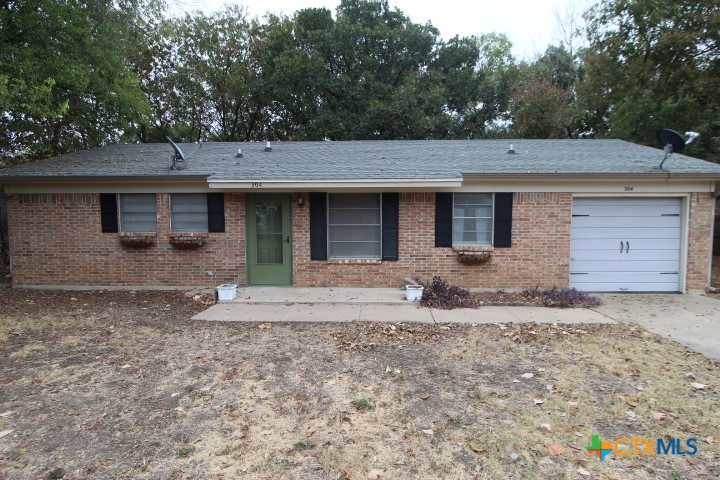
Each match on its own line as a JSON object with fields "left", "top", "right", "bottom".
{"left": 207, "top": 192, "right": 225, "bottom": 232}
{"left": 493, "top": 192, "right": 513, "bottom": 248}
{"left": 435, "top": 193, "right": 453, "bottom": 247}
{"left": 309, "top": 192, "right": 327, "bottom": 260}
{"left": 99, "top": 193, "right": 118, "bottom": 233}
{"left": 381, "top": 193, "right": 399, "bottom": 261}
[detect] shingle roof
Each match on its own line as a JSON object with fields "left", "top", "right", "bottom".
{"left": 2, "top": 139, "right": 720, "bottom": 181}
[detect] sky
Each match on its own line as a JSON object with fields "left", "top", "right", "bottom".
{"left": 171, "top": 0, "right": 591, "bottom": 60}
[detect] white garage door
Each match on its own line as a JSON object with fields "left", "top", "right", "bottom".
{"left": 570, "top": 198, "right": 681, "bottom": 292}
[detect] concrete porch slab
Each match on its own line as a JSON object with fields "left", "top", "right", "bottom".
{"left": 231, "top": 287, "right": 407, "bottom": 304}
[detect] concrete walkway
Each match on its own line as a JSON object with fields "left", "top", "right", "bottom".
{"left": 193, "top": 287, "right": 614, "bottom": 324}
{"left": 192, "top": 287, "right": 720, "bottom": 359}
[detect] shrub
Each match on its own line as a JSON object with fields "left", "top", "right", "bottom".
{"left": 522, "top": 286, "right": 602, "bottom": 308}
{"left": 416, "top": 276, "right": 480, "bottom": 310}
{"left": 351, "top": 395, "right": 374, "bottom": 411}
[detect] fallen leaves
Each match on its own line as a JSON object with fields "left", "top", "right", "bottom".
{"left": 331, "top": 322, "right": 458, "bottom": 352}
{"left": 548, "top": 444, "right": 566, "bottom": 456}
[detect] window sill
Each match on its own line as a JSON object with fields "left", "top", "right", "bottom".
{"left": 326, "top": 258, "right": 382, "bottom": 265}
{"left": 169, "top": 232, "right": 208, "bottom": 249}
{"left": 119, "top": 232, "right": 157, "bottom": 248}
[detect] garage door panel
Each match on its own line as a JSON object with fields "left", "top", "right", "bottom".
{"left": 571, "top": 249, "right": 680, "bottom": 261}
{"left": 568, "top": 282, "right": 679, "bottom": 292}
{"left": 570, "top": 260, "right": 678, "bottom": 272}
{"left": 574, "top": 198, "right": 681, "bottom": 207}
{"left": 571, "top": 271, "right": 678, "bottom": 283}
{"left": 571, "top": 238, "right": 680, "bottom": 250}
{"left": 573, "top": 205, "right": 681, "bottom": 217}
{"left": 572, "top": 216, "right": 680, "bottom": 229}
{"left": 572, "top": 227, "right": 680, "bottom": 239}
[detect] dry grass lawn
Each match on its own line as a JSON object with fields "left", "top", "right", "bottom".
{"left": 0, "top": 289, "right": 718, "bottom": 480}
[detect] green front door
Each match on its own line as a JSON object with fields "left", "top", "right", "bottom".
{"left": 246, "top": 194, "right": 292, "bottom": 285}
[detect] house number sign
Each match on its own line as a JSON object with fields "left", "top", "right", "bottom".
{"left": 251, "top": 182, "right": 263, "bottom": 188}
{"left": 624, "top": 186, "right": 634, "bottom": 191}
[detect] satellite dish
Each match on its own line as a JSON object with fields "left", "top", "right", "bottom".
{"left": 655, "top": 128, "right": 700, "bottom": 170}
{"left": 166, "top": 136, "right": 202, "bottom": 171}
{"left": 657, "top": 129, "right": 686, "bottom": 153}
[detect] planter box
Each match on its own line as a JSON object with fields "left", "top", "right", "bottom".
{"left": 216, "top": 284, "right": 238, "bottom": 301}
{"left": 405, "top": 285, "right": 424, "bottom": 302}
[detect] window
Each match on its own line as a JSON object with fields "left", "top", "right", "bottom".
{"left": 120, "top": 194, "right": 157, "bottom": 232}
{"left": 171, "top": 194, "right": 208, "bottom": 232}
{"left": 328, "top": 193, "right": 381, "bottom": 259}
{"left": 453, "top": 193, "right": 493, "bottom": 245}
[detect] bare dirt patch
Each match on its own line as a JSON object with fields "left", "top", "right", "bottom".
{"left": 0, "top": 289, "right": 719, "bottom": 479}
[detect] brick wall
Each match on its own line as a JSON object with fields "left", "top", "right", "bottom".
{"left": 292, "top": 192, "right": 573, "bottom": 289}
{"left": 9, "top": 193, "right": 246, "bottom": 287}
{"left": 9, "top": 191, "right": 714, "bottom": 290}
{"left": 687, "top": 192, "right": 714, "bottom": 291}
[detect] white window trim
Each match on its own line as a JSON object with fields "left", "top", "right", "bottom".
{"left": 327, "top": 192, "right": 383, "bottom": 260}
{"left": 452, "top": 192, "right": 494, "bottom": 247}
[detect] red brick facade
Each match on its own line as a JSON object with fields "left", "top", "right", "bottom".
{"left": 7, "top": 191, "right": 715, "bottom": 291}
{"left": 293, "top": 192, "right": 573, "bottom": 289}
{"left": 687, "top": 192, "right": 714, "bottom": 291}
{"left": 9, "top": 193, "right": 246, "bottom": 287}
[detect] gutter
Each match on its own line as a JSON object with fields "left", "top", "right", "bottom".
{"left": 0, "top": 175, "right": 210, "bottom": 183}
{"left": 460, "top": 172, "right": 720, "bottom": 180}
{"left": 207, "top": 178, "right": 464, "bottom": 190}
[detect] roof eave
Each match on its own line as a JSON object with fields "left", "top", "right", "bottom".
{"left": 0, "top": 174, "right": 210, "bottom": 183}
{"left": 460, "top": 172, "right": 720, "bottom": 180}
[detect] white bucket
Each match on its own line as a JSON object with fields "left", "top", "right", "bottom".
{"left": 216, "top": 284, "right": 238, "bottom": 301}
{"left": 405, "top": 285, "right": 424, "bottom": 302}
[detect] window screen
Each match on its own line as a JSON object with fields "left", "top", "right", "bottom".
{"left": 171, "top": 194, "right": 208, "bottom": 232}
{"left": 328, "top": 193, "right": 381, "bottom": 259}
{"left": 120, "top": 194, "right": 157, "bottom": 232}
{"left": 452, "top": 193, "right": 493, "bottom": 245}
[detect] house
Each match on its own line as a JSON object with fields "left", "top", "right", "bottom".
{"left": 0, "top": 139, "right": 718, "bottom": 293}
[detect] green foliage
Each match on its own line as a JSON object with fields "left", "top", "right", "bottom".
{"left": 510, "top": 45, "right": 583, "bottom": 139}
{"left": 176, "top": 444, "right": 193, "bottom": 458}
{"left": 0, "top": 0, "right": 158, "bottom": 163}
{"left": 582, "top": 0, "right": 720, "bottom": 161}
{"left": 295, "top": 437, "right": 314, "bottom": 451}
{"left": 351, "top": 395, "right": 374, "bottom": 411}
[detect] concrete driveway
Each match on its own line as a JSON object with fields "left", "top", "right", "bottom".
{"left": 591, "top": 294, "right": 720, "bottom": 360}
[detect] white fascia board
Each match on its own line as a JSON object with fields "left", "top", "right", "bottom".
{"left": 458, "top": 177, "right": 716, "bottom": 194}
{"left": 207, "top": 178, "right": 463, "bottom": 191}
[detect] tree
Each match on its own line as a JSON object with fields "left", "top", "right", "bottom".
{"left": 582, "top": 0, "right": 720, "bottom": 161}
{"left": 0, "top": 0, "right": 159, "bottom": 163}
{"left": 509, "top": 45, "right": 583, "bottom": 138}
{"left": 133, "top": 6, "right": 274, "bottom": 143}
